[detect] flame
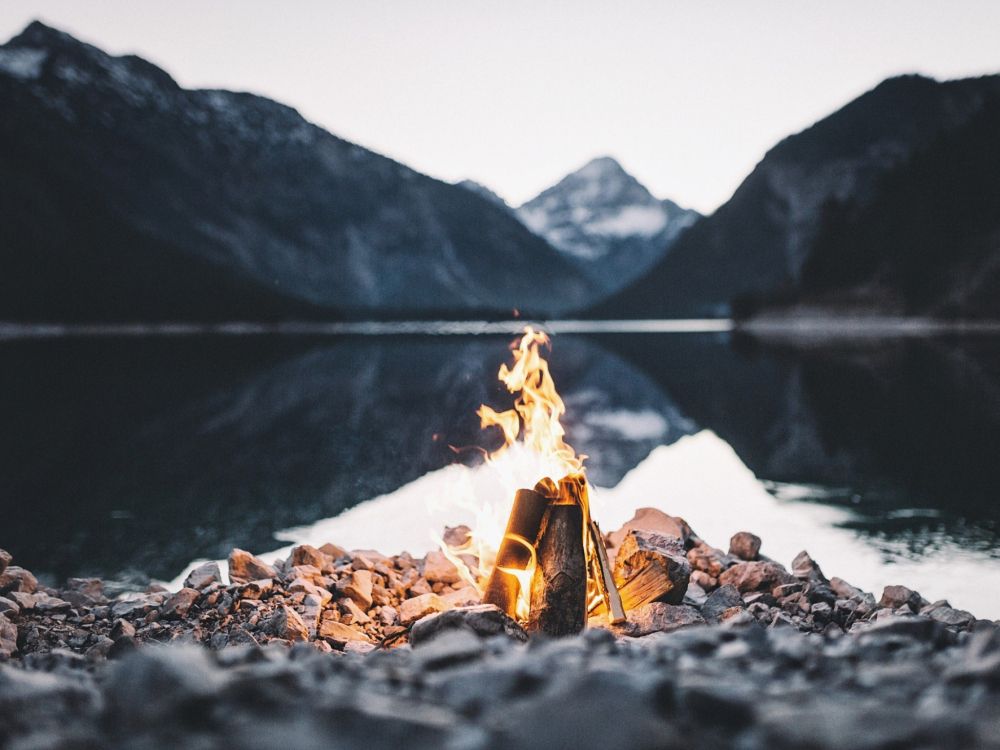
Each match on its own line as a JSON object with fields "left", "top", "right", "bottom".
{"left": 437, "top": 326, "right": 592, "bottom": 621}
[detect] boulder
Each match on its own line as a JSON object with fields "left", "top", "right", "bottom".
{"left": 719, "top": 562, "right": 795, "bottom": 594}
{"left": 227, "top": 549, "right": 277, "bottom": 584}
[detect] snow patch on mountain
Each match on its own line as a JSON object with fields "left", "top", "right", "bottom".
{"left": 0, "top": 47, "right": 46, "bottom": 79}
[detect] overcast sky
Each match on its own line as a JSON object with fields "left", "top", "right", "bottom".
{"left": 2, "top": 2, "right": 999, "bottom": 213}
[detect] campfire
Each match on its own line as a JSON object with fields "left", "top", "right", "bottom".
{"left": 441, "top": 327, "right": 626, "bottom": 635}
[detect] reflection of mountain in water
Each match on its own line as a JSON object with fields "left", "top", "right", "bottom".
{"left": 3, "top": 331, "right": 999, "bottom": 583}
{"left": 0, "top": 335, "right": 686, "bottom": 581}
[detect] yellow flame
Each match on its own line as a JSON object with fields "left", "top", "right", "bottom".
{"left": 438, "top": 326, "right": 591, "bottom": 621}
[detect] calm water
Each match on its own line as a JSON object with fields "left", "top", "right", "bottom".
{"left": 2, "top": 326, "right": 999, "bottom": 613}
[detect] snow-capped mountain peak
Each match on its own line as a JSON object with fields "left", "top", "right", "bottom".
{"left": 513, "top": 157, "right": 699, "bottom": 290}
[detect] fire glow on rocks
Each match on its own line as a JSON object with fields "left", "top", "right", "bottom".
{"left": 439, "top": 327, "right": 624, "bottom": 632}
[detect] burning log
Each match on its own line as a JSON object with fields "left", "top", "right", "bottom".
{"left": 481, "top": 484, "right": 552, "bottom": 618}
{"left": 527, "top": 502, "right": 587, "bottom": 635}
{"left": 592, "top": 529, "right": 691, "bottom": 615}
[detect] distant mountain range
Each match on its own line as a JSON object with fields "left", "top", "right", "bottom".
{"left": 0, "top": 22, "right": 597, "bottom": 321}
{"left": 3, "top": 21, "right": 999, "bottom": 322}
{"left": 592, "top": 74, "right": 1000, "bottom": 319}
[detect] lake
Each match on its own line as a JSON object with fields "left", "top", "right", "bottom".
{"left": 2, "top": 324, "right": 998, "bottom": 616}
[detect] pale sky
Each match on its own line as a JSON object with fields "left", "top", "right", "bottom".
{"left": 2, "top": 1, "right": 999, "bottom": 213}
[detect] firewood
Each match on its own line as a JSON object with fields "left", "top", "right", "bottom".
{"left": 589, "top": 520, "right": 626, "bottom": 624}
{"left": 527, "top": 503, "right": 587, "bottom": 636}
{"left": 481, "top": 486, "right": 550, "bottom": 617}
{"left": 592, "top": 529, "right": 691, "bottom": 615}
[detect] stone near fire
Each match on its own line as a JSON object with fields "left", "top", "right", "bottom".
{"left": 160, "top": 588, "right": 200, "bottom": 620}
{"left": 0, "top": 613, "right": 17, "bottom": 659}
{"left": 290, "top": 544, "right": 326, "bottom": 569}
{"left": 340, "top": 570, "right": 374, "bottom": 609}
{"left": 227, "top": 549, "right": 277, "bottom": 584}
{"left": 719, "top": 561, "right": 795, "bottom": 594}
{"left": 268, "top": 605, "right": 309, "bottom": 642}
{"left": 608, "top": 508, "right": 693, "bottom": 556}
{"left": 604, "top": 602, "right": 706, "bottom": 637}
{"left": 701, "top": 584, "right": 744, "bottom": 624}
{"left": 183, "top": 562, "right": 222, "bottom": 591}
{"left": 440, "top": 585, "right": 481, "bottom": 608}
{"left": 0, "top": 549, "right": 10, "bottom": 576}
{"left": 612, "top": 529, "right": 690, "bottom": 609}
{"left": 423, "top": 550, "right": 462, "bottom": 584}
{"left": 410, "top": 604, "right": 528, "bottom": 646}
{"left": 399, "top": 593, "right": 448, "bottom": 625}
{"left": 319, "top": 542, "right": 348, "bottom": 560}
{"left": 0, "top": 566, "right": 38, "bottom": 595}
{"left": 879, "top": 585, "right": 923, "bottom": 613}
{"left": 318, "top": 619, "right": 372, "bottom": 645}
{"left": 728, "top": 532, "right": 762, "bottom": 561}
{"left": 443, "top": 525, "right": 472, "bottom": 548}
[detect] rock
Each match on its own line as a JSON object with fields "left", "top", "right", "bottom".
{"left": 410, "top": 604, "right": 528, "bottom": 645}
{"left": 926, "top": 605, "right": 975, "bottom": 629}
{"left": 267, "top": 605, "right": 310, "bottom": 642}
{"left": 9, "top": 591, "right": 37, "bottom": 610}
{"left": 0, "top": 566, "right": 37, "bottom": 594}
{"left": 442, "top": 525, "right": 472, "bottom": 547}
{"left": 440, "top": 585, "right": 480, "bottom": 608}
{"left": 290, "top": 544, "right": 326, "bottom": 569}
{"left": 0, "top": 613, "right": 17, "bottom": 658}
{"left": 0, "top": 549, "right": 10, "bottom": 576}
{"left": 33, "top": 593, "right": 71, "bottom": 613}
{"left": 227, "top": 549, "right": 278, "bottom": 584}
{"left": 830, "top": 576, "right": 865, "bottom": 600}
{"left": 319, "top": 542, "right": 348, "bottom": 560}
{"left": 160, "top": 588, "right": 200, "bottom": 620}
{"left": 701, "top": 584, "right": 743, "bottom": 623}
{"left": 339, "top": 597, "right": 372, "bottom": 625}
{"left": 0, "top": 596, "right": 19, "bottom": 618}
{"left": 183, "top": 562, "right": 222, "bottom": 590}
{"left": 608, "top": 508, "right": 693, "bottom": 555}
{"left": 412, "top": 628, "right": 483, "bottom": 669}
{"left": 422, "top": 550, "right": 462, "bottom": 584}
{"left": 728, "top": 532, "right": 761, "bottom": 561}
{"left": 398, "top": 593, "right": 448, "bottom": 625}
{"left": 340, "top": 570, "right": 374, "bottom": 609}
{"left": 719, "top": 562, "right": 795, "bottom": 594}
{"left": 110, "top": 619, "right": 136, "bottom": 640}
{"left": 238, "top": 579, "right": 273, "bottom": 600}
{"left": 690, "top": 570, "right": 717, "bottom": 589}
{"left": 344, "top": 640, "right": 376, "bottom": 655}
{"left": 879, "top": 585, "right": 922, "bottom": 613}
{"left": 613, "top": 602, "right": 705, "bottom": 637}
{"left": 791, "top": 550, "right": 827, "bottom": 582}
{"left": 687, "top": 542, "right": 725, "bottom": 577}
{"left": 319, "top": 619, "right": 372, "bottom": 645}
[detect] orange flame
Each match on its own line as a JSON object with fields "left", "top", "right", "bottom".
{"left": 438, "top": 326, "right": 591, "bottom": 620}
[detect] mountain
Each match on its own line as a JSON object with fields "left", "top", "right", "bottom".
{"left": 591, "top": 74, "right": 1000, "bottom": 318}
{"left": 0, "top": 22, "right": 592, "bottom": 322}
{"left": 514, "top": 157, "right": 699, "bottom": 292}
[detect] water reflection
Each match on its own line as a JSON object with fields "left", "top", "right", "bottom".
{"left": 1, "top": 330, "right": 998, "bottom": 589}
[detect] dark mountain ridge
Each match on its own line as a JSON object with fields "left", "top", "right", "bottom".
{"left": 591, "top": 74, "right": 1000, "bottom": 319}
{"left": 0, "top": 22, "right": 592, "bottom": 322}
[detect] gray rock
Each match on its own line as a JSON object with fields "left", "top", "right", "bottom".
{"left": 926, "top": 605, "right": 975, "bottom": 629}
{"left": 728, "top": 531, "right": 762, "bottom": 561}
{"left": 410, "top": 604, "right": 528, "bottom": 645}
{"left": 413, "top": 629, "right": 484, "bottom": 669}
{"left": 701, "top": 584, "right": 744, "bottom": 624}
{"left": 791, "top": 550, "right": 827, "bottom": 582}
{"left": 612, "top": 602, "right": 705, "bottom": 637}
{"left": 183, "top": 561, "right": 222, "bottom": 590}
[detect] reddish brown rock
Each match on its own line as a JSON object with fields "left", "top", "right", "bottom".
{"left": 728, "top": 532, "right": 762, "bottom": 561}
{"left": 268, "top": 605, "right": 309, "bottom": 641}
{"left": 228, "top": 549, "right": 278, "bottom": 584}
{"left": 0, "top": 549, "right": 10, "bottom": 576}
{"left": 399, "top": 593, "right": 448, "bottom": 624}
{"left": 0, "top": 566, "right": 37, "bottom": 595}
{"left": 340, "top": 570, "right": 374, "bottom": 609}
{"left": 319, "top": 619, "right": 372, "bottom": 645}
{"left": 719, "top": 561, "right": 795, "bottom": 594}
{"left": 609, "top": 508, "right": 693, "bottom": 560}
{"left": 183, "top": 562, "right": 222, "bottom": 590}
{"left": 0, "top": 613, "right": 17, "bottom": 659}
{"left": 160, "top": 588, "right": 200, "bottom": 619}
{"left": 290, "top": 544, "right": 326, "bottom": 569}
{"left": 423, "top": 550, "right": 462, "bottom": 584}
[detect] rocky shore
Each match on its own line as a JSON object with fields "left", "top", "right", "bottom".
{"left": 1, "top": 510, "right": 998, "bottom": 749}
